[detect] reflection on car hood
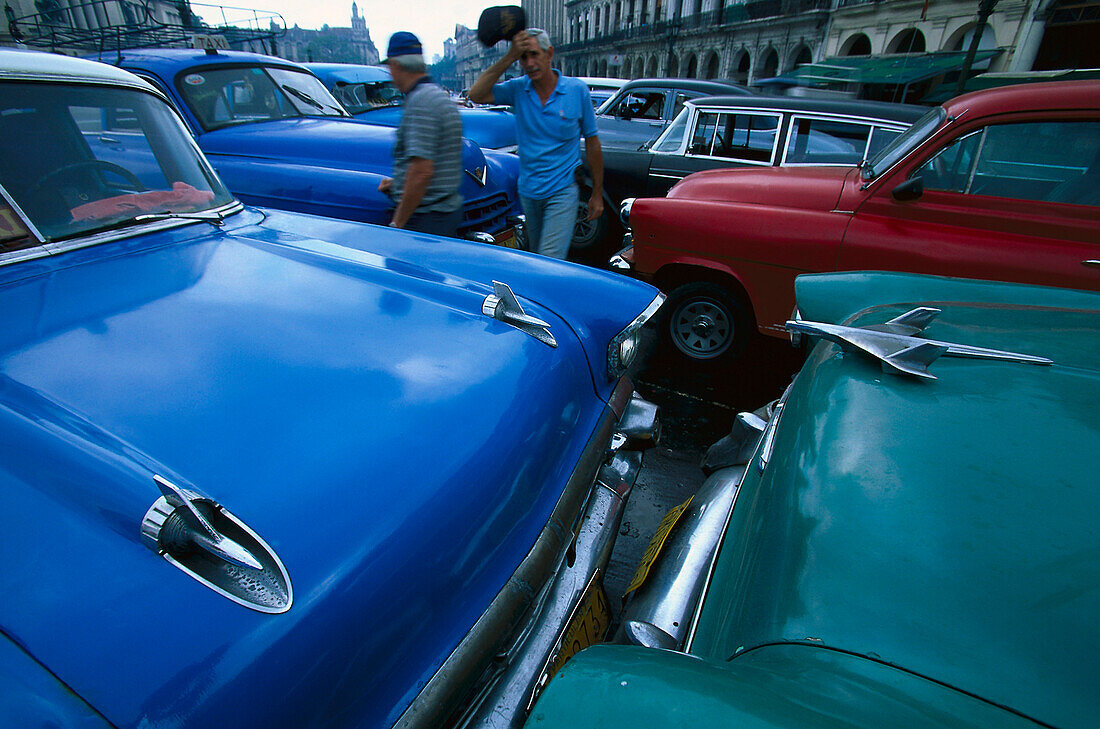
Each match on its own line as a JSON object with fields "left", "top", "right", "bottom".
{"left": 0, "top": 210, "right": 658, "bottom": 729}
{"left": 692, "top": 274, "right": 1100, "bottom": 729}
{"left": 668, "top": 165, "right": 851, "bottom": 209}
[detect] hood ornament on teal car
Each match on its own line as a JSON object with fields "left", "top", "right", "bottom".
{"left": 141, "top": 475, "right": 293, "bottom": 613}
{"left": 483, "top": 280, "right": 557, "bottom": 347}
{"left": 786, "top": 306, "right": 1053, "bottom": 380}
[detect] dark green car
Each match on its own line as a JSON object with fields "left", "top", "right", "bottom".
{"left": 525, "top": 272, "right": 1100, "bottom": 729}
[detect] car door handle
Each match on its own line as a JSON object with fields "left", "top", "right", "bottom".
{"left": 1084, "top": 260, "right": 1100, "bottom": 269}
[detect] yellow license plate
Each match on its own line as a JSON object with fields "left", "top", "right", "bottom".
{"left": 624, "top": 495, "right": 694, "bottom": 597}
{"left": 494, "top": 227, "right": 519, "bottom": 248}
{"left": 547, "top": 571, "right": 610, "bottom": 675}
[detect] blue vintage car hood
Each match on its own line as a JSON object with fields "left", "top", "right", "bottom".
{"left": 0, "top": 210, "right": 657, "bottom": 729}
{"left": 198, "top": 117, "right": 413, "bottom": 176}
{"left": 196, "top": 119, "right": 518, "bottom": 226}
{"left": 354, "top": 107, "right": 518, "bottom": 150}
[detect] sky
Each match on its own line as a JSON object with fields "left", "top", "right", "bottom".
{"left": 257, "top": 0, "right": 489, "bottom": 60}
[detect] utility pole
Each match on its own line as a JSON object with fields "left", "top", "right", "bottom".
{"left": 956, "top": 0, "right": 999, "bottom": 93}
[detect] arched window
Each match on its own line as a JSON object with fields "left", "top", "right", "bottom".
{"left": 685, "top": 53, "right": 698, "bottom": 78}
{"left": 840, "top": 34, "right": 872, "bottom": 56}
{"left": 789, "top": 44, "right": 812, "bottom": 69}
{"left": 733, "top": 50, "right": 750, "bottom": 84}
{"left": 887, "top": 28, "right": 926, "bottom": 53}
{"left": 668, "top": 53, "right": 679, "bottom": 77}
{"left": 761, "top": 48, "right": 779, "bottom": 78}
{"left": 646, "top": 55, "right": 658, "bottom": 76}
{"left": 705, "top": 52, "right": 720, "bottom": 79}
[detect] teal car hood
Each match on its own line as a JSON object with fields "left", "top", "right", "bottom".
{"left": 527, "top": 644, "right": 1039, "bottom": 728}
{"left": 691, "top": 274, "right": 1100, "bottom": 729}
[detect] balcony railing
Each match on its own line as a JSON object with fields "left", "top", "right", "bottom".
{"left": 5, "top": 0, "right": 284, "bottom": 52}
{"left": 557, "top": 0, "right": 830, "bottom": 51}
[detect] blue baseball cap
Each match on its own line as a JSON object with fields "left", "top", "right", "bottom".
{"left": 385, "top": 31, "right": 423, "bottom": 61}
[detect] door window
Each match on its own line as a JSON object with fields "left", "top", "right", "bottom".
{"left": 689, "top": 112, "right": 778, "bottom": 162}
{"left": 915, "top": 121, "right": 1100, "bottom": 206}
{"left": 688, "top": 111, "right": 719, "bottom": 155}
{"left": 610, "top": 91, "right": 664, "bottom": 120}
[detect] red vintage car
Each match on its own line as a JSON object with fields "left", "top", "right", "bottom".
{"left": 618, "top": 80, "right": 1100, "bottom": 364}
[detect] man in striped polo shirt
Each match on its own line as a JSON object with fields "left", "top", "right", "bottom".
{"left": 379, "top": 32, "right": 464, "bottom": 237}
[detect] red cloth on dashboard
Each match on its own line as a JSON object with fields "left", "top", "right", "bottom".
{"left": 70, "top": 181, "right": 216, "bottom": 222}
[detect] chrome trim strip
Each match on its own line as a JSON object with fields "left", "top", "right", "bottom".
{"left": 682, "top": 380, "right": 797, "bottom": 653}
{"left": 394, "top": 381, "right": 641, "bottom": 729}
{"left": 0, "top": 202, "right": 244, "bottom": 268}
{"left": 648, "top": 173, "right": 685, "bottom": 180}
{"left": 618, "top": 462, "right": 748, "bottom": 650}
{"left": 0, "top": 183, "right": 45, "bottom": 242}
{"left": 607, "top": 292, "right": 666, "bottom": 379}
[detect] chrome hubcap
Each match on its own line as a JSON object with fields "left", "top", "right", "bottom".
{"left": 671, "top": 298, "right": 732, "bottom": 359}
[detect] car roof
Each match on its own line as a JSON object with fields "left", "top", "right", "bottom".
{"left": 617, "top": 77, "right": 753, "bottom": 95}
{"left": 578, "top": 76, "right": 626, "bottom": 88}
{"left": 91, "top": 48, "right": 311, "bottom": 75}
{"left": 942, "top": 78, "right": 1100, "bottom": 116}
{"left": 305, "top": 63, "right": 391, "bottom": 85}
{"left": 688, "top": 94, "right": 926, "bottom": 123}
{"left": 0, "top": 47, "right": 150, "bottom": 89}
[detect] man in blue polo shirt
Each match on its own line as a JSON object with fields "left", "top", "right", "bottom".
{"left": 469, "top": 28, "right": 603, "bottom": 260}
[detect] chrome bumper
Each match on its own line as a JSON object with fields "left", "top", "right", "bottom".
{"left": 394, "top": 381, "right": 659, "bottom": 729}
{"left": 607, "top": 232, "right": 634, "bottom": 272}
{"left": 616, "top": 407, "right": 770, "bottom": 651}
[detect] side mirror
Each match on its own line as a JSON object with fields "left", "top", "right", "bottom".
{"left": 892, "top": 176, "right": 924, "bottom": 202}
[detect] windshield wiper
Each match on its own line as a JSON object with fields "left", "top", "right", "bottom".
{"left": 134, "top": 210, "right": 227, "bottom": 225}
{"left": 281, "top": 84, "right": 344, "bottom": 115}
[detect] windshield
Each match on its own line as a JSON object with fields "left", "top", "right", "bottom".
{"left": 330, "top": 80, "right": 403, "bottom": 114}
{"left": 0, "top": 81, "right": 235, "bottom": 246}
{"left": 861, "top": 106, "right": 946, "bottom": 180}
{"left": 650, "top": 107, "right": 690, "bottom": 153}
{"left": 177, "top": 65, "right": 348, "bottom": 131}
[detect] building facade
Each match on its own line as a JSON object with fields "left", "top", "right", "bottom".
{"left": 453, "top": 22, "right": 518, "bottom": 91}
{"left": 518, "top": 0, "right": 1097, "bottom": 86}
{"left": 277, "top": 1, "right": 378, "bottom": 64}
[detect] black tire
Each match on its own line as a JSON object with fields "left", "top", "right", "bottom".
{"left": 662, "top": 282, "right": 749, "bottom": 365}
{"left": 571, "top": 185, "right": 609, "bottom": 252}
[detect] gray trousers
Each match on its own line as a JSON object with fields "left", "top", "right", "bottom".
{"left": 406, "top": 208, "right": 463, "bottom": 238}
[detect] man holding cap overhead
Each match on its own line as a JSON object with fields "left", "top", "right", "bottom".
{"left": 468, "top": 27, "right": 602, "bottom": 260}
{"left": 379, "top": 31, "right": 464, "bottom": 236}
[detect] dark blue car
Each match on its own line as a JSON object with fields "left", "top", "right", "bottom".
{"left": 0, "top": 49, "right": 662, "bottom": 729}
{"left": 307, "top": 62, "right": 518, "bottom": 152}
{"left": 88, "top": 48, "right": 522, "bottom": 240}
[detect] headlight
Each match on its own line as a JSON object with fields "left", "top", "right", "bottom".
{"left": 619, "top": 197, "right": 636, "bottom": 227}
{"left": 608, "top": 292, "right": 665, "bottom": 379}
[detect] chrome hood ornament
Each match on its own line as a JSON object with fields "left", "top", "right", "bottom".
{"left": 466, "top": 165, "right": 488, "bottom": 186}
{"left": 141, "top": 475, "right": 293, "bottom": 613}
{"left": 482, "top": 280, "right": 557, "bottom": 347}
{"left": 786, "top": 307, "right": 1053, "bottom": 380}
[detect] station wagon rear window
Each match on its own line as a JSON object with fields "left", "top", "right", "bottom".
{"left": 784, "top": 117, "right": 904, "bottom": 166}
